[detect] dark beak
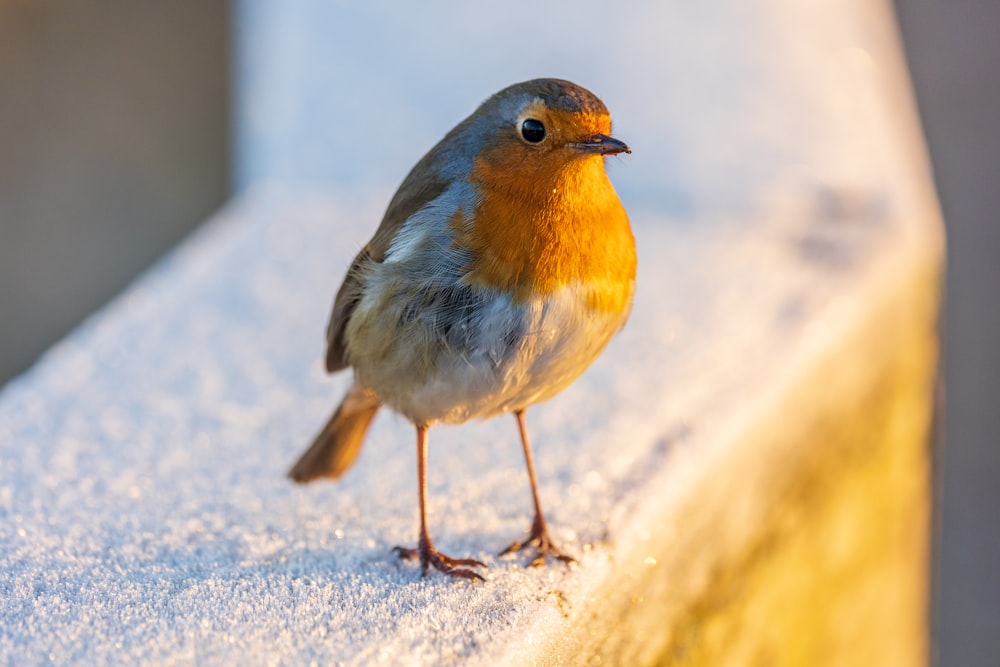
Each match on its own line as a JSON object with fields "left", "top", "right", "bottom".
{"left": 570, "top": 133, "right": 631, "bottom": 156}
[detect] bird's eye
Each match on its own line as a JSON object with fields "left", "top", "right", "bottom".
{"left": 520, "top": 118, "right": 546, "bottom": 143}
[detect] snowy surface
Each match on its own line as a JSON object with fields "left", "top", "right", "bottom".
{"left": 0, "top": 188, "right": 904, "bottom": 665}
{"left": 0, "top": 0, "right": 935, "bottom": 664}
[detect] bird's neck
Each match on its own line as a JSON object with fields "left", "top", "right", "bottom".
{"left": 454, "top": 158, "right": 635, "bottom": 312}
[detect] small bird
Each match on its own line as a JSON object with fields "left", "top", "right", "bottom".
{"left": 289, "top": 78, "right": 635, "bottom": 581}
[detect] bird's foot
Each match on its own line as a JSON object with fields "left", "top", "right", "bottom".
{"left": 393, "top": 542, "right": 487, "bottom": 581}
{"left": 500, "top": 519, "right": 577, "bottom": 567}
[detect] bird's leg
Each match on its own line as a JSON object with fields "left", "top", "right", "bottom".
{"left": 393, "top": 424, "right": 486, "bottom": 581}
{"left": 500, "top": 410, "right": 576, "bottom": 566}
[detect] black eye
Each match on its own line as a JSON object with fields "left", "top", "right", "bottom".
{"left": 521, "top": 118, "right": 546, "bottom": 143}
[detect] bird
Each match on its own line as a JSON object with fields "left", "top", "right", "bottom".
{"left": 288, "top": 78, "right": 635, "bottom": 581}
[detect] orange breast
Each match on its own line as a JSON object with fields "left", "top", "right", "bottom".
{"left": 454, "top": 155, "right": 635, "bottom": 314}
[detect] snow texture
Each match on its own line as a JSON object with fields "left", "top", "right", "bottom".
{"left": 1, "top": 0, "right": 926, "bottom": 664}
{"left": 0, "top": 187, "right": 903, "bottom": 665}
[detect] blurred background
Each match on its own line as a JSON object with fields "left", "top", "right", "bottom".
{"left": 893, "top": 2, "right": 1000, "bottom": 664}
{"left": 0, "top": 1, "right": 229, "bottom": 383}
{"left": 0, "top": 0, "right": 995, "bottom": 663}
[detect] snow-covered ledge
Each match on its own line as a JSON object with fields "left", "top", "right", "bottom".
{"left": 1, "top": 4, "right": 939, "bottom": 666}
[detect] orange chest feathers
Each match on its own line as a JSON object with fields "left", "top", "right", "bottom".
{"left": 452, "top": 156, "right": 636, "bottom": 314}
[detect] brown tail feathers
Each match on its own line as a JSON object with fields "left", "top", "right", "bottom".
{"left": 288, "top": 384, "right": 381, "bottom": 483}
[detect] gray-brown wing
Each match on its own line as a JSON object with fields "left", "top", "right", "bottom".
{"left": 324, "top": 248, "right": 369, "bottom": 372}
{"left": 322, "top": 161, "right": 451, "bottom": 373}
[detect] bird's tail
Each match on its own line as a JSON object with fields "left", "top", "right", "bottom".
{"left": 288, "top": 384, "right": 381, "bottom": 483}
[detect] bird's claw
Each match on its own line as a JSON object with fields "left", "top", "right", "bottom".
{"left": 500, "top": 524, "right": 577, "bottom": 567}
{"left": 393, "top": 544, "right": 487, "bottom": 581}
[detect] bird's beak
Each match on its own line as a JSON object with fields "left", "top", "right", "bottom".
{"left": 570, "top": 133, "right": 632, "bottom": 156}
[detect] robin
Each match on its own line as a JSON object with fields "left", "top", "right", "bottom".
{"left": 288, "top": 78, "right": 635, "bottom": 581}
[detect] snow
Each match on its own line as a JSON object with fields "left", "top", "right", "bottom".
{"left": 0, "top": 0, "right": 935, "bottom": 664}
{"left": 0, "top": 184, "right": 905, "bottom": 664}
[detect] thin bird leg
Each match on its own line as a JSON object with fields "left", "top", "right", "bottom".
{"left": 500, "top": 410, "right": 576, "bottom": 566}
{"left": 393, "top": 424, "right": 486, "bottom": 580}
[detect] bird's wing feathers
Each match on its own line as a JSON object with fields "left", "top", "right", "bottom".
{"left": 324, "top": 248, "right": 369, "bottom": 372}
{"left": 323, "top": 166, "right": 451, "bottom": 373}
